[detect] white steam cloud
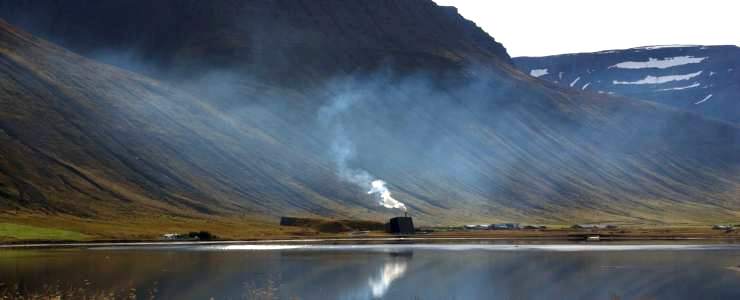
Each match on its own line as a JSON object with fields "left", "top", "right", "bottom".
{"left": 368, "top": 180, "right": 407, "bottom": 211}
{"left": 319, "top": 87, "right": 408, "bottom": 212}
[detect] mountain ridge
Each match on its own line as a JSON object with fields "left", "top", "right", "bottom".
{"left": 514, "top": 45, "right": 740, "bottom": 123}
{"left": 0, "top": 1, "right": 739, "bottom": 233}
{"left": 0, "top": 0, "right": 512, "bottom": 86}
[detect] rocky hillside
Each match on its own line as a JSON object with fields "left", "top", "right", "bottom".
{"left": 1, "top": 1, "right": 740, "bottom": 227}
{"left": 0, "top": 18, "right": 375, "bottom": 221}
{"left": 0, "top": 0, "right": 511, "bottom": 87}
{"left": 514, "top": 45, "right": 740, "bottom": 123}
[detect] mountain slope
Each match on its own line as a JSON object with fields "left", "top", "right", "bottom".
{"left": 0, "top": 18, "right": 381, "bottom": 222}
{"left": 0, "top": 1, "right": 739, "bottom": 228}
{"left": 0, "top": 0, "right": 511, "bottom": 87}
{"left": 514, "top": 45, "right": 740, "bottom": 123}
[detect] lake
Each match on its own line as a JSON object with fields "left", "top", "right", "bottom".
{"left": 2, "top": 242, "right": 740, "bottom": 299}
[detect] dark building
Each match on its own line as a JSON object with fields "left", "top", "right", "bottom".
{"left": 280, "top": 216, "right": 307, "bottom": 227}
{"left": 388, "top": 215, "right": 415, "bottom": 235}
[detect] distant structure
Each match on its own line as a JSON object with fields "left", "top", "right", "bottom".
{"left": 280, "top": 216, "right": 307, "bottom": 227}
{"left": 162, "top": 233, "right": 179, "bottom": 240}
{"left": 492, "top": 223, "right": 520, "bottom": 230}
{"left": 713, "top": 224, "right": 733, "bottom": 230}
{"left": 388, "top": 213, "right": 415, "bottom": 234}
{"left": 572, "top": 224, "right": 618, "bottom": 230}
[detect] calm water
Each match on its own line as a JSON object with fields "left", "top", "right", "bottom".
{"left": 2, "top": 243, "right": 740, "bottom": 299}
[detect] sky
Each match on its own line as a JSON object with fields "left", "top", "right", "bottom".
{"left": 433, "top": 0, "right": 740, "bottom": 57}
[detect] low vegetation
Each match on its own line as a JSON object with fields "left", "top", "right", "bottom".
{"left": 0, "top": 213, "right": 310, "bottom": 243}
{"left": 280, "top": 216, "right": 386, "bottom": 233}
{"left": 0, "top": 280, "right": 286, "bottom": 300}
{"left": 0, "top": 223, "right": 90, "bottom": 242}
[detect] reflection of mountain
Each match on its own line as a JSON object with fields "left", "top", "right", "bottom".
{"left": 0, "top": 0, "right": 739, "bottom": 227}
{"left": 4, "top": 247, "right": 740, "bottom": 299}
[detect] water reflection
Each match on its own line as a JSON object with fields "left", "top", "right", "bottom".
{"left": 2, "top": 244, "right": 740, "bottom": 299}
{"left": 368, "top": 253, "right": 412, "bottom": 298}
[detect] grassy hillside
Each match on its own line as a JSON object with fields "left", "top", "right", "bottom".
{"left": 0, "top": 1, "right": 738, "bottom": 237}
{"left": 0, "top": 19, "right": 391, "bottom": 224}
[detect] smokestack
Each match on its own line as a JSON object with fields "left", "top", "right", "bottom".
{"left": 388, "top": 214, "right": 415, "bottom": 235}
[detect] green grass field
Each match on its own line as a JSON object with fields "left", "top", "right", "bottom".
{"left": 0, "top": 223, "right": 91, "bottom": 241}
{"left": 0, "top": 213, "right": 318, "bottom": 242}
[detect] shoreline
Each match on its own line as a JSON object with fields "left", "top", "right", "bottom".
{"left": 3, "top": 234, "right": 740, "bottom": 249}
{"left": 2, "top": 225, "right": 739, "bottom": 249}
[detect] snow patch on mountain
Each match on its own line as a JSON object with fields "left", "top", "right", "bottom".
{"left": 634, "top": 45, "right": 699, "bottom": 50}
{"left": 569, "top": 77, "right": 581, "bottom": 87}
{"left": 530, "top": 69, "right": 549, "bottom": 78}
{"left": 613, "top": 71, "right": 703, "bottom": 85}
{"left": 609, "top": 56, "right": 707, "bottom": 69}
{"left": 657, "top": 82, "right": 701, "bottom": 91}
{"left": 695, "top": 94, "right": 713, "bottom": 105}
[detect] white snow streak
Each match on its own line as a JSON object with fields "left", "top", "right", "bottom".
{"left": 581, "top": 82, "right": 591, "bottom": 90}
{"left": 530, "top": 69, "right": 549, "bottom": 78}
{"left": 569, "top": 77, "right": 581, "bottom": 87}
{"left": 613, "top": 71, "right": 703, "bottom": 85}
{"left": 694, "top": 94, "right": 713, "bottom": 105}
{"left": 609, "top": 56, "right": 707, "bottom": 69}
{"left": 657, "top": 82, "right": 701, "bottom": 91}
{"left": 634, "top": 45, "right": 699, "bottom": 50}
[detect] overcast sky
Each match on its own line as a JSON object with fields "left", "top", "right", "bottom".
{"left": 433, "top": 0, "right": 740, "bottom": 57}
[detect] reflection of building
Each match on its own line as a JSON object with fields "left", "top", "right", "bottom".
{"left": 388, "top": 215, "right": 415, "bottom": 234}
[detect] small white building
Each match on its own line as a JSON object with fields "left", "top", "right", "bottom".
{"left": 162, "top": 233, "right": 179, "bottom": 240}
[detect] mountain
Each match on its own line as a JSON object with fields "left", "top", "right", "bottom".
{"left": 1, "top": 1, "right": 740, "bottom": 234}
{"left": 514, "top": 45, "right": 740, "bottom": 123}
{"left": 0, "top": 0, "right": 511, "bottom": 87}
{"left": 0, "top": 18, "right": 382, "bottom": 225}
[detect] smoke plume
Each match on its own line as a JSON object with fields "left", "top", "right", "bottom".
{"left": 319, "top": 81, "right": 408, "bottom": 212}
{"left": 368, "top": 180, "right": 407, "bottom": 211}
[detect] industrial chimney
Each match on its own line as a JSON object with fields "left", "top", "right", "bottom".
{"left": 388, "top": 212, "right": 415, "bottom": 235}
